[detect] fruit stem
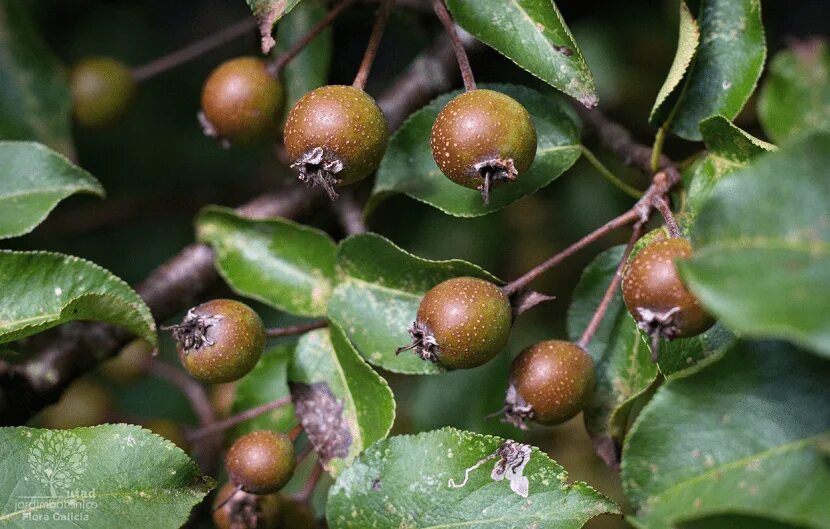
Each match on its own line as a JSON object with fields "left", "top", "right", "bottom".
{"left": 131, "top": 18, "right": 257, "bottom": 83}
{"left": 288, "top": 422, "right": 305, "bottom": 442}
{"left": 212, "top": 483, "right": 243, "bottom": 513}
{"left": 503, "top": 209, "right": 640, "bottom": 295}
{"left": 352, "top": 0, "right": 396, "bottom": 90}
{"left": 264, "top": 320, "right": 328, "bottom": 338}
{"left": 269, "top": 0, "right": 357, "bottom": 77}
{"left": 432, "top": 0, "right": 476, "bottom": 91}
{"left": 293, "top": 461, "right": 324, "bottom": 503}
{"left": 580, "top": 146, "right": 643, "bottom": 199}
{"left": 188, "top": 396, "right": 293, "bottom": 442}
{"left": 653, "top": 195, "right": 681, "bottom": 238}
{"left": 577, "top": 221, "right": 647, "bottom": 350}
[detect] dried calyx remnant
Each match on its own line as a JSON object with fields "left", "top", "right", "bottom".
{"left": 473, "top": 157, "right": 518, "bottom": 205}
{"left": 500, "top": 383, "right": 534, "bottom": 430}
{"left": 448, "top": 440, "right": 532, "bottom": 498}
{"left": 636, "top": 306, "right": 682, "bottom": 359}
{"left": 290, "top": 382, "right": 351, "bottom": 465}
{"left": 291, "top": 147, "right": 344, "bottom": 201}
{"left": 395, "top": 320, "right": 439, "bottom": 363}
{"left": 164, "top": 308, "right": 222, "bottom": 351}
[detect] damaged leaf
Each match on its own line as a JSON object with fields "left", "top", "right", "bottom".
{"left": 246, "top": 0, "right": 303, "bottom": 53}
{"left": 288, "top": 324, "right": 394, "bottom": 476}
{"left": 327, "top": 428, "right": 619, "bottom": 529}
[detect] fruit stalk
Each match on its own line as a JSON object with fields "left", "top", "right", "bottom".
{"left": 352, "top": 0, "right": 396, "bottom": 90}
{"left": 188, "top": 396, "right": 293, "bottom": 442}
{"left": 432, "top": 0, "right": 476, "bottom": 91}
{"left": 264, "top": 320, "right": 328, "bottom": 337}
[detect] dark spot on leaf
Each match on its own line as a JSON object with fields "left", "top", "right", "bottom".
{"left": 290, "top": 382, "right": 351, "bottom": 465}
{"left": 371, "top": 477, "right": 382, "bottom": 491}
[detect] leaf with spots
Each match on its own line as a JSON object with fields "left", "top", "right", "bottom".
{"left": 326, "top": 233, "right": 499, "bottom": 375}
{"left": 0, "top": 141, "right": 103, "bottom": 240}
{"left": 247, "top": 0, "right": 303, "bottom": 53}
{"left": 621, "top": 341, "right": 830, "bottom": 529}
{"left": 288, "top": 323, "right": 394, "bottom": 476}
{"left": 0, "top": 0, "right": 75, "bottom": 157}
{"left": 678, "top": 132, "right": 830, "bottom": 358}
{"left": 650, "top": 0, "right": 766, "bottom": 141}
{"left": 445, "top": 0, "right": 597, "bottom": 107}
{"left": 567, "top": 245, "right": 657, "bottom": 467}
{"left": 758, "top": 38, "right": 830, "bottom": 143}
{"left": 230, "top": 345, "right": 297, "bottom": 439}
{"left": 0, "top": 424, "right": 213, "bottom": 528}
{"left": 196, "top": 205, "right": 336, "bottom": 317}
{"left": 327, "top": 427, "right": 620, "bottom": 529}
{"left": 368, "top": 83, "right": 581, "bottom": 217}
{"left": 0, "top": 251, "right": 157, "bottom": 346}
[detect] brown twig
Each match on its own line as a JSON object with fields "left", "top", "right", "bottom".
{"left": 577, "top": 221, "right": 646, "bottom": 349}
{"left": 293, "top": 461, "right": 324, "bottom": 503}
{"left": 287, "top": 423, "right": 304, "bottom": 442}
{"left": 352, "top": 0, "right": 395, "bottom": 90}
{"left": 188, "top": 396, "right": 293, "bottom": 442}
{"left": 653, "top": 195, "right": 680, "bottom": 237}
{"left": 269, "top": 0, "right": 357, "bottom": 77}
{"left": 265, "top": 320, "right": 328, "bottom": 338}
{"left": 131, "top": 18, "right": 257, "bottom": 82}
{"left": 432, "top": 0, "right": 476, "bottom": 91}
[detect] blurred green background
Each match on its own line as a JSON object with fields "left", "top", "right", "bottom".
{"left": 6, "top": 0, "right": 827, "bottom": 526}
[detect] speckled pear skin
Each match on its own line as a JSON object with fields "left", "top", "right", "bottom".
{"left": 175, "top": 299, "right": 265, "bottom": 384}
{"left": 226, "top": 431, "right": 296, "bottom": 494}
{"left": 284, "top": 85, "right": 389, "bottom": 185}
{"left": 430, "top": 89, "right": 537, "bottom": 188}
{"left": 200, "top": 57, "right": 284, "bottom": 145}
{"left": 622, "top": 238, "right": 714, "bottom": 337}
{"left": 417, "top": 276, "right": 512, "bottom": 369}
{"left": 510, "top": 340, "right": 595, "bottom": 425}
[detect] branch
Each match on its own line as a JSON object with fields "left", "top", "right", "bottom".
{"left": 265, "top": 320, "right": 328, "bottom": 338}
{"left": 188, "top": 396, "right": 292, "bottom": 442}
{"left": 132, "top": 18, "right": 257, "bottom": 82}
{"left": 0, "top": 33, "right": 480, "bottom": 426}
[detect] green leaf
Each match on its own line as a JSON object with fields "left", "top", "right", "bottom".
{"left": 0, "top": 0, "right": 74, "bottom": 157}
{"left": 247, "top": 0, "right": 302, "bottom": 53}
{"left": 289, "top": 324, "right": 395, "bottom": 476}
{"left": 0, "top": 141, "right": 103, "bottom": 240}
{"left": 274, "top": 0, "right": 332, "bottom": 119}
{"left": 566, "top": 246, "right": 657, "bottom": 456}
{"left": 698, "top": 115, "right": 776, "bottom": 163}
{"left": 230, "top": 345, "right": 297, "bottom": 438}
{"left": 651, "top": 0, "right": 766, "bottom": 140}
{"left": 327, "top": 428, "right": 620, "bottom": 529}
{"left": 0, "top": 251, "right": 157, "bottom": 346}
{"left": 650, "top": 1, "right": 700, "bottom": 123}
{"left": 369, "top": 84, "right": 581, "bottom": 217}
{"left": 621, "top": 341, "right": 830, "bottom": 529}
{"left": 445, "top": 0, "right": 597, "bottom": 107}
{"left": 326, "top": 233, "right": 499, "bottom": 374}
{"left": 0, "top": 424, "right": 213, "bottom": 528}
{"left": 196, "top": 205, "right": 336, "bottom": 317}
{"left": 758, "top": 39, "right": 830, "bottom": 143}
{"left": 679, "top": 132, "right": 830, "bottom": 357}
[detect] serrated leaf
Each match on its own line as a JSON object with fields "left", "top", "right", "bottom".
{"left": 651, "top": 0, "right": 766, "bottom": 140}
{"left": 289, "top": 324, "right": 394, "bottom": 476}
{"left": 327, "top": 428, "right": 619, "bottom": 529}
{"left": 196, "top": 205, "right": 336, "bottom": 317}
{"left": 326, "top": 233, "right": 499, "bottom": 374}
{"left": 678, "top": 132, "right": 830, "bottom": 358}
{"left": 445, "top": 0, "right": 597, "bottom": 107}
{"left": 247, "top": 0, "right": 302, "bottom": 53}
{"left": 566, "top": 246, "right": 657, "bottom": 460}
{"left": 621, "top": 341, "right": 830, "bottom": 529}
{"left": 368, "top": 83, "right": 581, "bottom": 218}
{"left": 274, "top": 0, "right": 331, "bottom": 120}
{"left": 698, "top": 115, "right": 776, "bottom": 163}
{"left": 0, "top": 0, "right": 74, "bottom": 157}
{"left": 0, "top": 141, "right": 103, "bottom": 240}
{"left": 0, "top": 251, "right": 157, "bottom": 346}
{"left": 758, "top": 39, "right": 830, "bottom": 143}
{"left": 0, "top": 424, "right": 213, "bottom": 528}
{"left": 230, "top": 345, "right": 297, "bottom": 438}
{"left": 650, "top": 1, "right": 700, "bottom": 123}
